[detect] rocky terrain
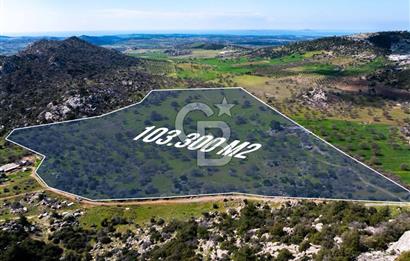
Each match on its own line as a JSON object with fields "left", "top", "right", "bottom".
{"left": 1, "top": 31, "right": 410, "bottom": 260}
{"left": 0, "top": 37, "right": 179, "bottom": 133}
{"left": 251, "top": 31, "right": 410, "bottom": 59}
{"left": 1, "top": 31, "right": 409, "bottom": 135}
{"left": 1, "top": 194, "right": 410, "bottom": 260}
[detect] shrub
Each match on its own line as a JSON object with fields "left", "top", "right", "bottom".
{"left": 370, "top": 156, "right": 382, "bottom": 165}
{"left": 360, "top": 142, "right": 371, "bottom": 150}
{"left": 299, "top": 240, "right": 311, "bottom": 252}
{"left": 400, "top": 163, "right": 410, "bottom": 171}
{"left": 276, "top": 248, "right": 294, "bottom": 261}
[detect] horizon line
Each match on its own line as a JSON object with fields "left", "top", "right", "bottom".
{"left": 3, "top": 28, "right": 405, "bottom": 37}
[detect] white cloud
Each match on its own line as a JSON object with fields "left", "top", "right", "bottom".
{"left": 1, "top": 1, "right": 407, "bottom": 34}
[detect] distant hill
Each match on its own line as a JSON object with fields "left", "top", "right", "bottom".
{"left": 0, "top": 37, "right": 172, "bottom": 132}
{"left": 366, "top": 31, "right": 410, "bottom": 54}
{"left": 19, "top": 36, "right": 141, "bottom": 72}
{"left": 0, "top": 36, "right": 63, "bottom": 55}
{"left": 78, "top": 35, "right": 125, "bottom": 46}
{"left": 1, "top": 32, "right": 409, "bottom": 133}
{"left": 250, "top": 31, "right": 410, "bottom": 58}
{"left": 0, "top": 33, "right": 320, "bottom": 55}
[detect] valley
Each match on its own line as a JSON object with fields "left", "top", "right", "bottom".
{"left": 1, "top": 31, "right": 410, "bottom": 260}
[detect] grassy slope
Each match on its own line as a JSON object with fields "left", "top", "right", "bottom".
{"left": 80, "top": 201, "right": 231, "bottom": 229}
{"left": 0, "top": 138, "right": 30, "bottom": 165}
{"left": 190, "top": 53, "right": 409, "bottom": 185}
{"left": 0, "top": 169, "right": 42, "bottom": 198}
{"left": 297, "top": 118, "right": 410, "bottom": 184}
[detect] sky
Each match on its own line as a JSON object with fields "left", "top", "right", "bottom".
{"left": 0, "top": 0, "right": 409, "bottom": 35}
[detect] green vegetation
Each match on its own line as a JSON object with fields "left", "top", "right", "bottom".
{"left": 342, "top": 56, "right": 387, "bottom": 76}
{"left": 145, "top": 201, "right": 409, "bottom": 260}
{"left": 127, "top": 50, "right": 169, "bottom": 60}
{"left": 132, "top": 46, "right": 386, "bottom": 84}
{"left": 175, "top": 63, "right": 219, "bottom": 81}
{"left": 9, "top": 89, "right": 408, "bottom": 201}
{"left": 173, "top": 54, "right": 307, "bottom": 80}
{"left": 397, "top": 251, "right": 410, "bottom": 261}
{"left": 2, "top": 199, "right": 409, "bottom": 260}
{"left": 276, "top": 249, "right": 294, "bottom": 261}
{"left": 0, "top": 169, "right": 41, "bottom": 198}
{"left": 291, "top": 57, "right": 387, "bottom": 77}
{"left": 268, "top": 53, "right": 308, "bottom": 64}
{"left": 182, "top": 57, "right": 252, "bottom": 75}
{"left": 141, "top": 59, "right": 176, "bottom": 75}
{"left": 297, "top": 63, "right": 340, "bottom": 76}
{"left": 2, "top": 31, "right": 410, "bottom": 260}
{"left": 0, "top": 218, "right": 63, "bottom": 261}
{"left": 174, "top": 54, "right": 386, "bottom": 83}
{"left": 0, "top": 190, "right": 79, "bottom": 222}
{"left": 80, "top": 201, "right": 231, "bottom": 229}
{"left": 0, "top": 138, "right": 30, "bottom": 165}
{"left": 297, "top": 118, "right": 410, "bottom": 184}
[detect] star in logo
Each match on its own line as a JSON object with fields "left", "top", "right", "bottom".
{"left": 215, "top": 97, "right": 235, "bottom": 116}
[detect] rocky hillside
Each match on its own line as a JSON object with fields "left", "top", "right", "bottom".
{"left": 366, "top": 31, "right": 410, "bottom": 54}
{"left": 0, "top": 37, "right": 176, "bottom": 133}
{"left": 251, "top": 31, "right": 410, "bottom": 58}
{"left": 1, "top": 196, "right": 410, "bottom": 260}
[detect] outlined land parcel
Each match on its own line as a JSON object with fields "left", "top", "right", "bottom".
{"left": 6, "top": 88, "right": 410, "bottom": 202}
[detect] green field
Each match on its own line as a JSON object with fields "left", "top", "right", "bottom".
{"left": 298, "top": 118, "right": 410, "bottom": 184}
{"left": 80, "top": 201, "right": 231, "bottom": 229}
{"left": 130, "top": 49, "right": 388, "bottom": 86}
{"left": 127, "top": 50, "right": 169, "bottom": 60}
{"left": 294, "top": 63, "right": 341, "bottom": 76}
{"left": 0, "top": 169, "right": 41, "bottom": 198}
{"left": 342, "top": 56, "right": 387, "bottom": 76}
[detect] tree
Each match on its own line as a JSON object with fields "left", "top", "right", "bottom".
{"left": 232, "top": 246, "right": 257, "bottom": 261}
{"left": 0, "top": 231, "right": 63, "bottom": 261}
{"left": 338, "top": 229, "right": 364, "bottom": 259}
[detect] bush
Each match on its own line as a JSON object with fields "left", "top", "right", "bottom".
{"left": 0, "top": 230, "right": 63, "bottom": 261}
{"left": 370, "top": 156, "right": 382, "bottom": 165}
{"left": 339, "top": 229, "right": 364, "bottom": 257}
{"left": 400, "top": 163, "right": 410, "bottom": 171}
{"left": 276, "top": 248, "right": 294, "bottom": 261}
{"left": 99, "top": 236, "right": 111, "bottom": 244}
{"left": 299, "top": 240, "right": 311, "bottom": 252}
{"left": 360, "top": 142, "right": 371, "bottom": 150}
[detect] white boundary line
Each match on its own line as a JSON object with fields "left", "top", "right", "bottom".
{"left": 5, "top": 87, "right": 410, "bottom": 203}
